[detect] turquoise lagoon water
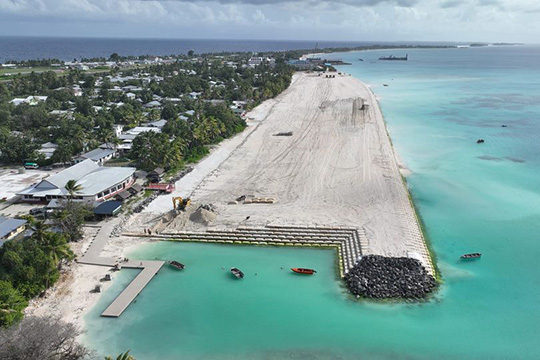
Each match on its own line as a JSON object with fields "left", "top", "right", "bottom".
{"left": 84, "top": 46, "right": 540, "bottom": 359}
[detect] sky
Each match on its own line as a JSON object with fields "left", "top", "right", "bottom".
{"left": 0, "top": 0, "right": 538, "bottom": 43}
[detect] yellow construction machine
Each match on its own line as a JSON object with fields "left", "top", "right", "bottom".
{"left": 172, "top": 196, "right": 191, "bottom": 211}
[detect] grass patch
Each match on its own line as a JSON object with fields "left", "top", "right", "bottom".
{"left": 184, "top": 146, "right": 210, "bottom": 164}
{"left": 164, "top": 162, "right": 186, "bottom": 181}
{"left": 143, "top": 189, "right": 154, "bottom": 198}
{"left": 104, "top": 157, "right": 136, "bottom": 167}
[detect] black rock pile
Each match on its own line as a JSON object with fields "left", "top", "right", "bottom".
{"left": 344, "top": 255, "right": 437, "bottom": 300}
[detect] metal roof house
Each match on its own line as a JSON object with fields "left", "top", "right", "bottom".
{"left": 74, "top": 148, "right": 116, "bottom": 165}
{"left": 0, "top": 216, "right": 27, "bottom": 246}
{"left": 18, "top": 159, "right": 136, "bottom": 203}
{"left": 94, "top": 201, "right": 123, "bottom": 217}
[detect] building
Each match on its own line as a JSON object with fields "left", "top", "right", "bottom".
{"left": 230, "top": 100, "right": 247, "bottom": 116}
{"left": 38, "top": 142, "right": 58, "bottom": 160}
{"left": 10, "top": 96, "right": 48, "bottom": 106}
{"left": 94, "top": 201, "right": 123, "bottom": 218}
{"left": 146, "top": 119, "right": 168, "bottom": 129}
{"left": 117, "top": 126, "right": 161, "bottom": 151}
{"left": 0, "top": 216, "right": 27, "bottom": 246}
{"left": 144, "top": 100, "right": 161, "bottom": 108}
{"left": 74, "top": 148, "right": 116, "bottom": 165}
{"left": 148, "top": 167, "right": 165, "bottom": 182}
{"left": 18, "top": 159, "right": 136, "bottom": 203}
{"left": 248, "top": 57, "right": 276, "bottom": 68}
{"left": 70, "top": 85, "right": 83, "bottom": 97}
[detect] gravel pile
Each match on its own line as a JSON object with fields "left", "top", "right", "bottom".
{"left": 344, "top": 255, "right": 437, "bottom": 300}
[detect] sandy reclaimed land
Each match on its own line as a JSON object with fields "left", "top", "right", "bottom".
{"left": 165, "top": 72, "right": 431, "bottom": 270}
{"left": 26, "top": 71, "right": 432, "bottom": 331}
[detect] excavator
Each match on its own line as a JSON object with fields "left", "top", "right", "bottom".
{"left": 172, "top": 196, "right": 191, "bottom": 211}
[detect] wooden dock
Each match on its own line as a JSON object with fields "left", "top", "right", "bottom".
{"left": 101, "top": 260, "right": 164, "bottom": 317}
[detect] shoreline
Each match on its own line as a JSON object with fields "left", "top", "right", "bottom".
{"left": 25, "top": 71, "right": 435, "bottom": 336}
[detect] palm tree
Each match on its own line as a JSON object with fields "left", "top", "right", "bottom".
{"left": 64, "top": 179, "right": 83, "bottom": 201}
{"left": 105, "top": 351, "right": 135, "bottom": 360}
{"left": 31, "top": 220, "right": 51, "bottom": 244}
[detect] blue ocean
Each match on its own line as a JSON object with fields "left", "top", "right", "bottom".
{"left": 79, "top": 44, "right": 540, "bottom": 359}
{"left": 0, "top": 36, "right": 455, "bottom": 63}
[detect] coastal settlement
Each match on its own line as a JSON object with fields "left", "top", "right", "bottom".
{"left": 0, "top": 47, "right": 437, "bottom": 331}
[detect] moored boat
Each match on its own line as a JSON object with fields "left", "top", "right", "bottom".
{"left": 230, "top": 267, "right": 244, "bottom": 279}
{"left": 291, "top": 268, "right": 317, "bottom": 275}
{"left": 461, "top": 253, "right": 482, "bottom": 260}
{"left": 169, "top": 261, "right": 185, "bottom": 270}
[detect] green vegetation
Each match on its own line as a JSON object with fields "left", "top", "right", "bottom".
{"left": 105, "top": 351, "right": 136, "bottom": 360}
{"left": 0, "top": 221, "right": 74, "bottom": 327}
{"left": 0, "top": 52, "right": 293, "bottom": 170}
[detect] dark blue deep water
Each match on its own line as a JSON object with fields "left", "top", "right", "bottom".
{"left": 0, "top": 36, "right": 455, "bottom": 62}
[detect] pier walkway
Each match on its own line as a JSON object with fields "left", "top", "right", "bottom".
{"left": 101, "top": 260, "right": 163, "bottom": 317}
{"left": 78, "top": 218, "right": 164, "bottom": 318}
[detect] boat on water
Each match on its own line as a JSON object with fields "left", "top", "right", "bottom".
{"left": 477, "top": 139, "right": 485, "bottom": 144}
{"left": 169, "top": 261, "right": 185, "bottom": 270}
{"left": 291, "top": 268, "right": 317, "bottom": 275}
{"left": 461, "top": 253, "right": 482, "bottom": 260}
{"left": 230, "top": 267, "right": 244, "bottom": 279}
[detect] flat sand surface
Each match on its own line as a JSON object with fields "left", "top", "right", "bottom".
{"left": 165, "top": 73, "right": 430, "bottom": 268}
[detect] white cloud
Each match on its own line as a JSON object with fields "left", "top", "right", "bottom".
{"left": 0, "top": 0, "right": 537, "bottom": 42}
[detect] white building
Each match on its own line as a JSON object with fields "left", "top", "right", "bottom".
{"left": 10, "top": 96, "right": 48, "bottom": 106}
{"left": 74, "top": 148, "right": 116, "bottom": 165}
{"left": 18, "top": 159, "right": 135, "bottom": 203}
{"left": 118, "top": 126, "right": 161, "bottom": 151}
{"left": 188, "top": 92, "right": 201, "bottom": 99}
{"left": 38, "top": 142, "right": 58, "bottom": 160}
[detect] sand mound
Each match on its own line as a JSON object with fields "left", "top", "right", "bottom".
{"left": 190, "top": 208, "right": 217, "bottom": 225}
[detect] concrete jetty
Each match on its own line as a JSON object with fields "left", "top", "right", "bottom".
{"left": 101, "top": 260, "right": 164, "bottom": 317}
{"left": 78, "top": 218, "right": 165, "bottom": 318}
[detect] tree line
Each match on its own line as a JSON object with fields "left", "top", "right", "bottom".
{"left": 0, "top": 53, "right": 293, "bottom": 168}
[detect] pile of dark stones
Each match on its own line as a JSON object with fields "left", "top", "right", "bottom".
{"left": 132, "top": 192, "right": 159, "bottom": 213}
{"left": 344, "top": 255, "right": 437, "bottom": 300}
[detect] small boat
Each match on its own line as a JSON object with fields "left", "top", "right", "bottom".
{"left": 383, "top": 84, "right": 389, "bottom": 87}
{"left": 230, "top": 267, "right": 244, "bottom": 279}
{"left": 477, "top": 139, "right": 485, "bottom": 144}
{"left": 461, "top": 253, "right": 482, "bottom": 260}
{"left": 169, "top": 261, "right": 185, "bottom": 270}
{"left": 291, "top": 268, "right": 317, "bottom": 275}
